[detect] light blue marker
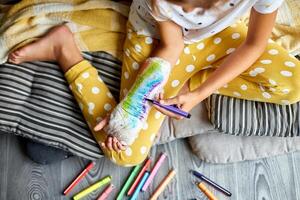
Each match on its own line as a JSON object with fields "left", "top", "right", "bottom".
{"left": 129, "top": 171, "right": 150, "bottom": 200}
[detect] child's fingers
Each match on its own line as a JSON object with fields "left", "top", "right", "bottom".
{"left": 94, "top": 116, "right": 109, "bottom": 131}
{"left": 117, "top": 141, "right": 125, "bottom": 151}
{"left": 100, "top": 142, "right": 107, "bottom": 150}
{"left": 106, "top": 137, "right": 113, "bottom": 151}
{"left": 112, "top": 137, "right": 120, "bottom": 152}
{"left": 153, "top": 105, "right": 182, "bottom": 120}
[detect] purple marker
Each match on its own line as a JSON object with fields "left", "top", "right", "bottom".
{"left": 145, "top": 98, "right": 191, "bottom": 119}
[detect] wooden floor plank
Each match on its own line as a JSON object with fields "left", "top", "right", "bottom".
{"left": 1, "top": 134, "right": 300, "bottom": 200}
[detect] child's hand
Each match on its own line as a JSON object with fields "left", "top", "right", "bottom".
{"left": 94, "top": 116, "right": 127, "bottom": 153}
{"left": 154, "top": 92, "right": 199, "bottom": 120}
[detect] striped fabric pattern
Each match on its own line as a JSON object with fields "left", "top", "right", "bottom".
{"left": 207, "top": 94, "right": 300, "bottom": 137}
{"left": 0, "top": 52, "right": 121, "bottom": 160}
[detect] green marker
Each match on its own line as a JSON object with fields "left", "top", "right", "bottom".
{"left": 116, "top": 164, "right": 142, "bottom": 200}
{"left": 73, "top": 176, "right": 111, "bottom": 200}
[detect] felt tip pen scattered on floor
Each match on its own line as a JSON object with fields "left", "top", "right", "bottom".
{"left": 130, "top": 172, "right": 150, "bottom": 200}
{"left": 192, "top": 170, "right": 231, "bottom": 197}
{"left": 127, "top": 158, "right": 151, "bottom": 196}
{"left": 142, "top": 153, "right": 167, "bottom": 191}
{"left": 73, "top": 176, "right": 111, "bottom": 200}
{"left": 63, "top": 161, "right": 95, "bottom": 195}
{"left": 116, "top": 164, "right": 142, "bottom": 200}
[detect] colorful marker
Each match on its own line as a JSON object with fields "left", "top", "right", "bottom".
{"left": 127, "top": 158, "right": 151, "bottom": 196}
{"left": 192, "top": 170, "right": 231, "bottom": 196}
{"left": 63, "top": 162, "right": 95, "bottom": 195}
{"left": 116, "top": 164, "right": 142, "bottom": 200}
{"left": 130, "top": 172, "right": 150, "bottom": 200}
{"left": 97, "top": 184, "right": 115, "bottom": 200}
{"left": 197, "top": 182, "right": 219, "bottom": 200}
{"left": 142, "top": 153, "right": 167, "bottom": 191}
{"left": 150, "top": 169, "right": 176, "bottom": 200}
{"left": 73, "top": 176, "right": 111, "bottom": 200}
{"left": 146, "top": 98, "right": 191, "bottom": 118}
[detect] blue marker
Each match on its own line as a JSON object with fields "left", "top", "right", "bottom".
{"left": 129, "top": 171, "right": 150, "bottom": 200}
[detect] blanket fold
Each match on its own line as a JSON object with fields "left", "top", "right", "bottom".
{"left": 0, "top": 0, "right": 130, "bottom": 64}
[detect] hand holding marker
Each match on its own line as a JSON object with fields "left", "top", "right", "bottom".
{"left": 146, "top": 98, "right": 191, "bottom": 118}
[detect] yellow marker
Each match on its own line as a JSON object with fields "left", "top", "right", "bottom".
{"left": 197, "top": 182, "right": 219, "bottom": 200}
{"left": 73, "top": 176, "right": 111, "bottom": 200}
{"left": 150, "top": 169, "right": 176, "bottom": 200}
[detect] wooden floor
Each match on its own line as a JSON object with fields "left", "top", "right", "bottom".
{"left": 0, "top": 133, "right": 300, "bottom": 200}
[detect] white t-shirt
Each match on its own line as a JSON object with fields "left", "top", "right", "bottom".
{"left": 128, "top": 0, "right": 284, "bottom": 43}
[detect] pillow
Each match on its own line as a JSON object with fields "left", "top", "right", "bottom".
{"left": 207, "top": 94, "right": 300, "bottom": 137}
{"left": 0, "top": 52, "right": 121, "bottom": 160}
{"left": 157, "top": 101, "right": 215, "bottom": 144}
{"left": 0, "top": 51, "right": 205, "bottom": 160}
{"left": 189, "top": 131, "right": 300, "bottom": 163}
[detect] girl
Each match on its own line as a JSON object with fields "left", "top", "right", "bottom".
{"left": 9, "top": 0, "right": 300, "bottom": 167}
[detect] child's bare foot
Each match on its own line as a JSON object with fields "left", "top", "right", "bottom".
{"left": 8, "top": 25, "right": 82, "bottom": 72}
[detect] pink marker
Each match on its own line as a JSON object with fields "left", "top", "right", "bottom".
{"left": 142, "top": 153, "right": 167, "bottom": 191}
{"left": 97, "top": 184, "right": 115, "bottom": 200}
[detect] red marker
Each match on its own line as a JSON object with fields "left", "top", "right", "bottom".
{"left": 127, "top": 158, "right": 151, "bottom": 196}
{"left": 63, "top": 162, "right": 95, "bottom": 195}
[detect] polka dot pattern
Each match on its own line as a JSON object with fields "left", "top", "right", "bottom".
{"left": 135, "top": 44, "right": 142, "bottom": 52}
{"left": 240, "top": 84, "right": 247, "bottom": 90}
{"left": 140, "top": 146, "right": 147, "bottom": 154}
{"left": 82, "top": 72, "right": 90, "bottom": 79}
{"left": 124, "top": 72, "right": 129, "bottom": 79}
{"left": 226, "top": 48, "right": 235, "bottom": 54}
{"left": 231, "top": 33, "right": 240, "bottom": 39}
{"left": 262, "top": 92, "right": 271, "bottom": 99}
{"left": 171, "top": 80, "right": 180, "bottom": 87}
{"left": 280, "top": 70, "right": 293, "bottom": 77}
{"left": 233, "top": 91, "right": 241, "bottom": 97}
{"left": 125, "top": 147, "right": 132, "bottom": 156}
{"left": 268, "top": 49, "right": 279, "bottom": 55}
{"left": 206, "top": 54, "right": 216, "bottom": 62}
{"left": 107, "top": 92, "right": 113, "bottom": 99}
{"left": 197, "top": 42, "right": 205, "bottom": 50}
{"left": 104, "top": 103, "right": 112, "bottom": 111}
{"left": 284, "top": 61, "right": 295, "bottom": 67}
{"left": 155, "top": 111, "right": 161, "bottom": 119}
{"left": 145, "top": 37, "right": 153, "bottom": 44}
{"left": 269, "top": 79, "right": 277, "bottom": 86}
{"left": 213, "top": 37, "right": 222, "bottom": 44}
{"left": 260, "top": 60, "right": 272, "bottom": 64}
{"left": 132, "top": 62, "right": 139, "bottom": 70}
{"left": 186, "top": 64, "right": 195, "bottom": 72}
{"left": 184, "top": 47, "right": 190, "bottom": 54}
{"left": 282, "top": 89, "right": 290, "bottom": 94}
{"left": 150, "top": 134, "right": 156, "bottom": 142}
{"left": 92, "top": 87, "right": 100, "bottom": 94}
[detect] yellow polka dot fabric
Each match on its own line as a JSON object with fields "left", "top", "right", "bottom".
{"left": 65, "top": 21, "right": 300, "bottom": 167}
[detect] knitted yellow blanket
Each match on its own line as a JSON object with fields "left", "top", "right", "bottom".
{"left": 0, "top": 0, "right": 129, "bottom": 64}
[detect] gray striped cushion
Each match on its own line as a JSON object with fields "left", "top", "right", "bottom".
{"left": 207, "top": 94, "right": 300, "bottom": 137}
{"left": 0, "top": 52, "right": 121, "bottom": 160}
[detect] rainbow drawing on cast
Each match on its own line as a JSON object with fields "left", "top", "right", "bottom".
{"left": 105, "top": 57, "right": 171, "bottom": 145}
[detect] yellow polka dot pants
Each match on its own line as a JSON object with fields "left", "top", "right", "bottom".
{"left": 65, "top": 21, "right": 300, "bottom": 167}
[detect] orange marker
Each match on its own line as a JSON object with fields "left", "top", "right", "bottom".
{"left": 197, "top": 182, "right": 218, "bottom": 200}
{"left": 150, "top": 169, "right": 176, "bottom": 200}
